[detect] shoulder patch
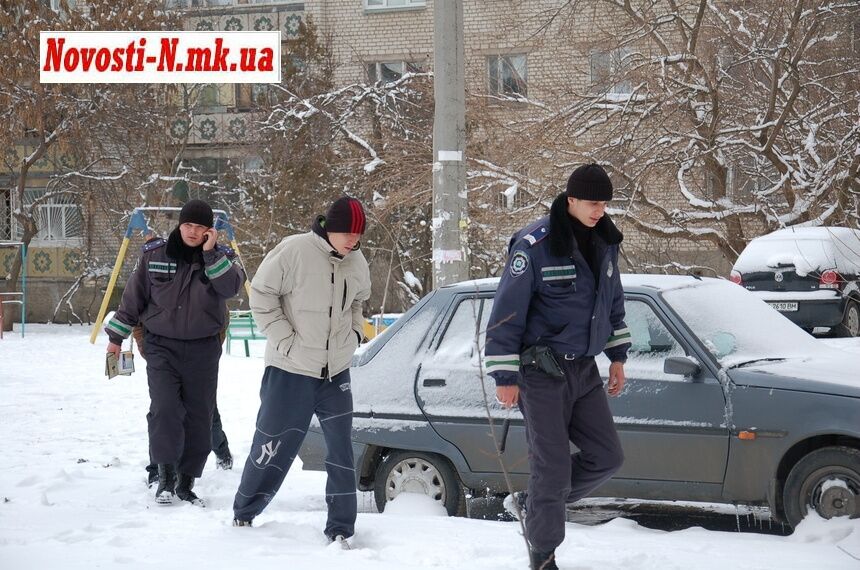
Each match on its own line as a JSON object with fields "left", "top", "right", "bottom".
{"left": 142, "top": 238, "right": 166, "bottom": 253}
{"left": 509, "top": 250, "right": 530, "bottom": 277}
{"left": 521, "top": 225, "right": 548, "bottom": 248}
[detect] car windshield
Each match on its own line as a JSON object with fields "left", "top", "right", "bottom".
{"left": 661, "top": 280, "right": 827, "bottom": 367}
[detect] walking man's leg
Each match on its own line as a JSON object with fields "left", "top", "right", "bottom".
{"left": 567, "top": 358, "right": 624, "bottom": 504}
{"left": 315, "top": 369, "right": 357, "bottom": 540}
{"left": 233, "top": 367, "right": 317, "bottom": 523}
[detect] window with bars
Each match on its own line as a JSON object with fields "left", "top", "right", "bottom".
{"left": 487, "top": 54, "right": 528, "bottom": 98}
{"left": 0, "top": 188, "right": 11, "bottom": 241}
{"left": 366, "top": 60, "right": 426, "bottom": 84}
{"left": 23, "top": 188, "right": 83, "bottom": 242}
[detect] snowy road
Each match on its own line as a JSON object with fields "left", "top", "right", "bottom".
{"left": 1, "top": 325, "right": 858, "bottom": 569}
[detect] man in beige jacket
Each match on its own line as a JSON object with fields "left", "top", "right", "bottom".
{"left": 232, "top": 197, "right": 371, "bottom": 547}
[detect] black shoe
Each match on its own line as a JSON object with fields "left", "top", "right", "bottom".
{"left": 529, "top": 549, "right": 559, "bottom": 570}
{"left": 504, "top": 491, "right": 528, "bottom": 521}
{"left": 154, "top": 464, "right": 176, "bottom": 505}
{"left": 215, "top": 450, "right": 233, "bottom": 470}
{"left": 232, "top": 518, "right": 253, "bottom": 527}
{"left": 175, "top": 473, "right": 205, "bottom": 507}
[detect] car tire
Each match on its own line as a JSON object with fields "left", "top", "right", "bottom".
{"left": 373, "top": 450, "right": 467, "bottom": 517}
{"left": 833, "top": 299, "right": 860, "bottom": 338}
{"left": 783, "top": 446, "right": 860, "bottom": 528}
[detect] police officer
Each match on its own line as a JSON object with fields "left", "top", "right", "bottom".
{"left": 105, "top": 199, "right": 246, "bottom": 506}
{"left": 485, "top": 164, "right": 631, "bottom": 570}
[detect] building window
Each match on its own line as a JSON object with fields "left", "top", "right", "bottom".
{"left": 23, "top": 188, "right": 83, "bottom": 243}
{"left": 366, "top": 61, "right": 426, "bottom": 84}
{"left": 487, "top": 54, "right": 528, "bottom": 98}
{"left": 0, "top": 188, "right": 11, "bottom": 241}
{"left": 365, "top": 0, "right": 426, "bottom": 11}
{"left": 235, "top": 84, "right": 275, "bottom": 109}
{"left": 197, "top": 84, "right": 222, "bottom": 108}
{"left": 590, "top": 48, "right": 632, "bottom": 95}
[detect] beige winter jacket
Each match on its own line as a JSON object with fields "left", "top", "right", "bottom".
{"left": 250, "top": 231, "right": 371, "bottom": 379}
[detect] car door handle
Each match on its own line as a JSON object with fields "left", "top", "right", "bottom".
{"left": 422, "top": 378, "right": 446, "bottom": 387}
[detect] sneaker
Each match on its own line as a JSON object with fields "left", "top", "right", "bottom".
{"left": 215, "top": 451, "right": 233, "bottom": 470}
{"left": 529, "top": 548, "right": 559, "bottom": 570}
{"left": 504, "top": 491, "right": 528, "bottom": 521}
{"left": 232, "top": 518, "right": 253, "bottom": 527}
{"left": 175, "top": 473, "right": 206, "bottom": 507}
{"left": 328, "top": 534, "right": 351, "bottom": 550}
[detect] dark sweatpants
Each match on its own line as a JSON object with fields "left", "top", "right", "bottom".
{"left": 233, "top": 366, "right": 356, "bottom": 539}
{"left": 145, "top": 332, "right": 221, "bottom": 478}
{"left": 518, "top": 356, "right": 624, "bottom": 553}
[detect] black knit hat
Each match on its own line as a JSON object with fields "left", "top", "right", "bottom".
{"left": 325, "top": 197, "right": 367, "bottom": 234}
{"left": 566, "top": 163, "right": 613, "bottom": 201}
{"left": 179, "top": 199, "right": 214, "bottom": 228}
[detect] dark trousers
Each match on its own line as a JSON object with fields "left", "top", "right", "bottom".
{"left": 518, "top": 356, "right": 624, "bottom": 553}
{"left": 145, "top": 332, "right": 221, "bottom": 478}
{"left": 146, "top": 404, "right": 229, "bottom": 476}
{"left": 233, "top": 366, "right": 356, "bottom": 539}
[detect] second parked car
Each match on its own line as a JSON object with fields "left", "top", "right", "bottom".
{"left": 731, "top": 226, "right": 860, "bottom": 337}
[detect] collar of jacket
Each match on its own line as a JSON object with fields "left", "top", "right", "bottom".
{"left": 589, "top": 214, "right": 623, "bottom": 247}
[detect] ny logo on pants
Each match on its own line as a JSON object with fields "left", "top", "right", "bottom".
{"left": 256, "top": 439, "right": 282, "bottom": 465}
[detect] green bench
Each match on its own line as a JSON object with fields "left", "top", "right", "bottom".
{"left": 226, "top": 310, "right": 265, "bottom": 357}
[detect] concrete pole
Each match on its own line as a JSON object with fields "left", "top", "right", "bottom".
{"left": 432, "top": 0, "right": 469, "bottom": 288}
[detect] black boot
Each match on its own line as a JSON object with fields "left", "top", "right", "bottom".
{"left": 530, "top": 548, "right": 559, "bottom": 570}
{"left": 154, "top": 464, "right": 176, "bottom": 505}
{"left": 175, "top": 473, "right": 205, "bottom": 507}
{"left": 146, "top": 464, "right": 159, "bottom": 488}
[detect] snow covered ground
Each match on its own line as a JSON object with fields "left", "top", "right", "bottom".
{"left": 1, "top": 325, "right": 858, "bottom": 569}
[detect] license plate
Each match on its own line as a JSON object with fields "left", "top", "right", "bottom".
{"left": 768, "top": 302, "right": 798, "bottom": 312}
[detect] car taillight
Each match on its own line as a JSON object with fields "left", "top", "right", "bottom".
{"left": 730, "top": 270, "right": 743, "bottom": 285}
{"left": 819, "top": 270, "right": 840, "bottom": 289}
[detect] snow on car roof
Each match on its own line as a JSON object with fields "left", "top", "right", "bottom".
{"left": 734, "top": 226, "right": 860, "bottom": 275}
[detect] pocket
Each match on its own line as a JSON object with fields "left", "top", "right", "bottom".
{"left": 542, "top": 281, "right": 576, "bottom": 298}
{"left": 277, "top": 331, "right": 297, "bottom": 357}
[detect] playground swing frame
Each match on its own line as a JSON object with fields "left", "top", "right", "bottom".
{"left": 0, "top": 241, "right": 27, "bottom": 339}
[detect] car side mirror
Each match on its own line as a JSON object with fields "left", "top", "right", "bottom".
{"left": 664, "top": 356, "right": 701, "bottom": 379}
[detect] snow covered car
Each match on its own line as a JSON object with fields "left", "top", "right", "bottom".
{"left": 298, "top": 275, "right": 860, "bottom": 528}
{"left": 730, "top": 227, "right": 860, "bottom": 337}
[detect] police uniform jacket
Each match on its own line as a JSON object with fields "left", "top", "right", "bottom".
{"left": 484, "top": 215, "right": 632, "bottom": 386}
{"left": 105, "top": 238, "right": 246, "bottom": 344}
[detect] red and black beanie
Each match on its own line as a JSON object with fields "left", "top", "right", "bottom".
{"left": 324, "top": 197, "right": 367, "bottom": 234}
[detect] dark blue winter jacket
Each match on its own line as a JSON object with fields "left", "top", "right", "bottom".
{"left": 484, "top": 215, "right": 631, "bottom": 386}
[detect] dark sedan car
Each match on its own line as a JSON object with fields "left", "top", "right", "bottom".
{"left": 299, "top": 275, "right": 860, "bottom": 528}
{"left": 731, "top": 227, "right": 860, "bottom": 337}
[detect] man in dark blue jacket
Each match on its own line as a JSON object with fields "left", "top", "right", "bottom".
{"left": 485, "top": 164, "right": 631, "bottom": 570}
{"left": 105, "top": 200, "right": 245, "bottom": 507}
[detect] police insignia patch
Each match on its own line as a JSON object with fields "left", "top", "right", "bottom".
{"left": 510, "top": 251, "right": 529, "bottom": 277}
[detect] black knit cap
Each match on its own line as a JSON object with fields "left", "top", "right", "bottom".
{"left": 566, "top": 163, "right": 613, "bottom": 201}
{"left": 179, "top": 199, "right": 214, "bottom": 228}
{"left": 325, "top": 197, "right": 367, "bottom": 234}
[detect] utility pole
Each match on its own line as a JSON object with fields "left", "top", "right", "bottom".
{"left": 432, "top": 0, "right": 469, "bottom": 288}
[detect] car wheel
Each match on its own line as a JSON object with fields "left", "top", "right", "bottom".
{"left": 783, "top": 446, "right": 860, "bottom": 528}
{"left": 834, "top": 300, "right": 860, "bottom": 337}
{"left": 373, "top": 450, "right": 466, "bottom": 517}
